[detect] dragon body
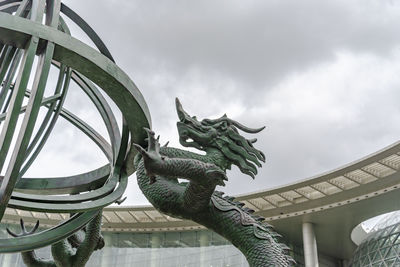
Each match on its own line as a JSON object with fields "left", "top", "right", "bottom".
{"left": 8, "top": 211, "right": 104, "bottom": 267}
{"left": 134, "top": 99, "right": 294, "bottom": 267}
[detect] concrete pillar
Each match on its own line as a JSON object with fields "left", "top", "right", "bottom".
{"left": 101, "top": 234, "right": 113, "bottom": 267}
{"left": 199, "top": 231, "right": 210, "bottom": 267}
{"left": 2, "top": 254, "right": 13, "bottom": 267}
{"left": 302, "top": 222, "right": 319, "bottom": 267}
{"left": 150, "top": 234, "right": 161, "bottom": 267}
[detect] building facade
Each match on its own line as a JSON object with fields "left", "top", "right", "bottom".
{"left": 2, "top": 141, "right": 400, "bottom": 266}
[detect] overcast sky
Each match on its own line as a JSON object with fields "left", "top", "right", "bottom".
{"left": 24, "top": 0, "right": 400, "bottom": 205}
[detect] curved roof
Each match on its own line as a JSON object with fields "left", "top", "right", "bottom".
{"left": 4, "top": 140, "right": 400, "bottom": 260}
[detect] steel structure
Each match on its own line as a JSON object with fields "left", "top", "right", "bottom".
{"left": 6, "top": 139, "right": 400, "bottom": 262}
{"left": 1, "top": 0, "right": 399, "bottom": 265}
{"left": 0, "top": 0, "right": 150, "bottom": 253}
{"left": 350, "top": 211, "right": 400, "bottom": 266}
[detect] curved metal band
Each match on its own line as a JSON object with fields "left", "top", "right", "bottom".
{"left": 60, "top": 3, "right": 114, "bottom": 63}
{"left": 0, "top": 172, "right": 128, "bottom": 253}
{"left": 0, "top": 13, "right": 151, "bottom": 141}
{"left": 0, "top": 209, "right": 100, "bottom": 253}
{"left": 11, "top": 171, "right": 117, "bottom": 205}
{"left": 0, "top": 3, "right": 151, "bottom": 252}
{"left": 9, "top": 172, "right": 128, "bottom": 212}
{"left": 10, "top": 70, "right": 123, "bottom": 204}
{"left": 15, "top": 165, "right": 110, "bottom": 194}
{"left": 0, "top": 9, "right": 146, "bottom": 206}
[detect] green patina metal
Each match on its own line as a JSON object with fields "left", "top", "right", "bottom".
{"left": 134, "top": 99, "right": 294, "bottom": 267}
{"left": 0, "top": 0, "right": 150, "bottom": 264}
{"left": 6, "top": 211, "right": 105, "bottom": 267}
{"left": 0, "top": 1, "right": 293, "bottom": 266}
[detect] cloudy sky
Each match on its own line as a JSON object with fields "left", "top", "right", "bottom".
{"left": 24, "top": 0, "right": 400, "bottom": 205}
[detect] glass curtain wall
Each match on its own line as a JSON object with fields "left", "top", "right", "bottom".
{"left": 0, "top": 223, "right": 306, "bottom": 266}
{"left": 0, "top": 224, "right": 248, "bottom": 267}
{"left": 351, "top": 214, "right": 400, "bottom": 266}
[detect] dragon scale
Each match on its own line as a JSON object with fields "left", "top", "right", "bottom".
{"left": 7, "top": 211, "right": 104, "bottom": 267}
{"left": 134, "top": 99, "right": 294, "bottom": 267}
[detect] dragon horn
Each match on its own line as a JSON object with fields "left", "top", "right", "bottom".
{"left": 175, "top": 98, "right": 191, "bottom": 121}
{"left": 203, "top": 116, "right": 265, "bottom": 134}
{"left": 227, "top": 119, "right": 265, "bottom": 133}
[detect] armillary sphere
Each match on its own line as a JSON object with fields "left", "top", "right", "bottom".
{"left": 0, "top": 0, "right": 151, "bottom": 252}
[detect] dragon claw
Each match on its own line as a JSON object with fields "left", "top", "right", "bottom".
{"left": 143, "top": 127, "right": 154, "bottom": 135}
{"left": 205, "top": 167, "right": 228, "bottom": 186}
{"left": 142, "top": 128, "right": 161, "bottom": 154}
{"left": 136, "top": 128, "right": 166, "bottom": 185}
{"left": 132, "top": 142, "right": 145, "bottom": 152}
{"left": 7, "top": 219, "right": 39, "bottom": 237}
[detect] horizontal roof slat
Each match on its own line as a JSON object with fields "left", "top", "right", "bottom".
{"left": 312, "top": 181, "right": 342, "bottom": 195}
{"left": 329, "top": 176, "right": 359, "bottom": 190}
{"left": 296, "top": 186, "right": 324, "bottom": 200}
{"left": 380, "top": 154, "right": 400, "bottom": 170}
{"left": 103, "top": 211, "right": 122, "bottom": 223}
{"left": 363, "top": 162, "right": 396, "bottom": 178}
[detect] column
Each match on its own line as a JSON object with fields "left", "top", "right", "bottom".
{"left": 101, "top": 234, "right": 113, "bottom": 267}
{"left": 302, "top": 222, "right": 319, "bottom": 267}
{"left": 1, "top": 253, "right": 13, "bottom": 267}
{"left": 150, "top": 234, "right": 161, "bottom": 267}
{"left": 199, "top": 231, "right": 210, "bottom": 267}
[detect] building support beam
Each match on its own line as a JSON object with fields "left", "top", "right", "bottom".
{"left": 100, "top": 234, "right": 112, "bottom": 267}
{"left": 199, "top": 231, "right": 210, "bottom": 267}
{"left": 302, "top": 222, "right": 319, "bottom": 267}
{"left": 151, "top": 234, "right": 161, "bottom": 267}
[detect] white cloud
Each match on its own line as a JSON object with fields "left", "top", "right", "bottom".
{"left": 21, "top": 0, "right": 400, "bottom": 205}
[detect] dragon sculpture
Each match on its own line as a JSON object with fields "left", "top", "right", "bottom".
{"left": 134, "top": 98, "right": 295, "bottom": 267}
{"left": 7, "top": 210, "right": 104, "bottom": 267}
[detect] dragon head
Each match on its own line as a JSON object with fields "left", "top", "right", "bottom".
{"left": 175, "top": 98, "right": 266, "bottom": 178}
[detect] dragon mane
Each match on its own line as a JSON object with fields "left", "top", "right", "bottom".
{"left": 202, "top": 115, "right": 266, "bottom": 178}
{"left": 176, "top": 98, "right": 266, "bottom": 178}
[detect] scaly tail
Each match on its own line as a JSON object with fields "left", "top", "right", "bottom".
{"left": 208, "top": 192, "right": 295, "bottom": 266}
{"left": 134, "top": 129, "right": 295, "bottom": 266}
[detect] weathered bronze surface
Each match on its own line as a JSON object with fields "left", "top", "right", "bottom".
{"left": 0, "top": 1, "right": 293, "bottom": 266}
{"left": 7, "top": 212, "right": 104, "bottom": 267}
{"left": 134, "top": 99, "right": 294, "bottom": 267}
{"left": 0, "top": 0, "right": 150, "bottom": 261}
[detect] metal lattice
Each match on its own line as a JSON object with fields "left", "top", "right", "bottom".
{"left": 350, "top": 217, "right": 400, "bottom": 266}
{"left": 0, "top": 0, "right": 151, "bottom": 253}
